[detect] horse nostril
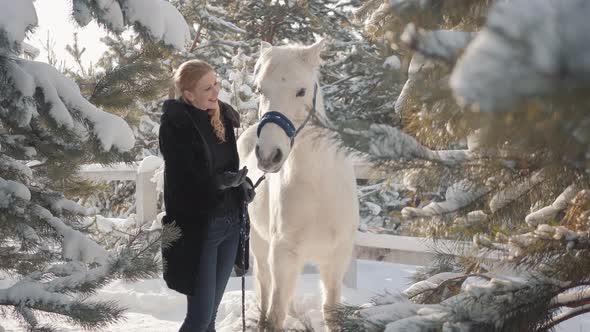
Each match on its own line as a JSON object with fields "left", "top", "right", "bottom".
{"left": 271, "top": 149, "right": 283, "bottom": 164}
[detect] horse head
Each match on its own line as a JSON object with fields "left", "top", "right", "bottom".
{"left": 253, "top": 39, "right": 326, "bottom": 173}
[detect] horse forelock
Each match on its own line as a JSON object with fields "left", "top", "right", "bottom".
{"left": 254, "top": 45, "right": 320, "bottom": 87}
{"left": 254, "top": 45, "right": 328, "bottom": 125}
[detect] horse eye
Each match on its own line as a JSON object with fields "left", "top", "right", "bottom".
{"left": 296, "top": 88, "right": 306, "bottom": 97}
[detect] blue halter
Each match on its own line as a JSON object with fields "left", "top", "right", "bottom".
{"left": 256, "top": 83, "right": 318, "bottom": 147}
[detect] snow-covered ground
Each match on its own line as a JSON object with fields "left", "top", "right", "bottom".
{"left": 1, "top": 260, "right": 589, "bottom": 331}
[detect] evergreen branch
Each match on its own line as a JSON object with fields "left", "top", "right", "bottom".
{"left": 489, "top": 169, "right": 547, "bottom": 213}
{"left": 189, "top": 20, "right": 205, "bottom": 53}
{"left": 551, "top": 287, "right": 590, "bottom": 308}
{"left": 0, "top": 283, "right": 125, "bottom": 330}
{"left": 402, "top": 181, "right": 489, "bottom": 219}
{"left": 525, "top": 183, "right": 578, "bottom": 227}
{"left": 405, "top": 272, "right": 480, "bottom": 301}
{"left": 400, "top": 23, "right": 475, "bottom": 64}
{"left": 542, "top": 304, "right": 590, "bottom": 330}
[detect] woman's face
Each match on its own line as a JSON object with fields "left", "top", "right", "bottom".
{"left": 184, "top": 70, "right": 220, "bottom": 110}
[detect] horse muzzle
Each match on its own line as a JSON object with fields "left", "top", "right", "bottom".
{"left": 255, "top": 144, "right": 284, "bottom": 173}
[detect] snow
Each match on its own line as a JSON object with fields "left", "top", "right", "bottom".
{"left": 206, "top": 14, "right": 247, "bottom": 35}
{"left": 93, "top": 215, "right": 137, "bottom": 234}
{"left": 395, "top": 53, "right": 435, "bottom": 113}
{"left": 21, "top": 42, "right": 39, "bottom": 58}
{"left": 80, "top": 162, "right": 138, "bottom": 173}
{"left": 0, "top": 177, "right": 31, "bottom": 208}
{"left": 552, "top": 288, "right": 590, "bottom": 306}
{"left": 0, "top": 0, "right": 37, "bottom": 51}
{"left": 16, "top": 59, "right": 135, "bottom": 152}
{"left": 403, "top": 272, "right": 464, "bottom": 298}
{"left": 51, "top": 197, "right": 92, "bottom": 216}
{"left": 526, "top": 184, "right": 578, "bottom": 226}
{"left": 32, "top": 205, "right": 110, "bottom": 265}
{"left": 383, "top": 55, "right": 401, "bottom": 70}
{"left": 401, "top": 24, "right": 475, "bottom": 63}
{"left": 402, "top": 181, "right": 488, "bottom": 218}
{"left": 0, "top": 280, "right": 71, "bottom": 308}
{"left": 95, "top": 0, "right": 125, "bottom": 32}
{"left": 367, "top": 124, "right": 439, "bottom": 161}
{"left": 72, "top": 0, "right": 92, "bottom": 26}
{"left": 1, "top": 260, "right": 588, "bottom": 331}
{"left": 6, "top": 58, "right": 37, "bottom": 127}
{"left": 450, "top": 0, "right": 590, "bottom": 112}
{"left": 8, "top": 61, "right": 35, "bottom": 98}
{"left": 0, "top": 155, "right": 33, "bottom": 180}
{"left": 137, "top": 155, "right": 163, "bottom": 174}
{"left": 1, "top": 260, "right": 418, "bottom": 332}
{"left": 367, "top": 124, "right": 472, "bottom": 166}
{"left": 124, "top": 0, "right": 191, "bottom": 50}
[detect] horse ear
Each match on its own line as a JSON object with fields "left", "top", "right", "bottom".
{"left": 260, "top": 41, "right": 272, "bottom": 53}
{"left": 301, "top": 38, "right": 326, "bottom": 66}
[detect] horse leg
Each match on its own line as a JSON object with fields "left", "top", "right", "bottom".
{"left": 250, "top": 229, "right": 271, "bottom": 325}
{"left": 319, "top": 244, "right": 353, "bottom": 332}
{"left": 266, "top": 238, "right": 303, "bottom": 330}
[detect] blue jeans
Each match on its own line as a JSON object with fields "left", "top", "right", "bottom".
{"left": 179, "top": 211, "right": 241, "bottom": 332}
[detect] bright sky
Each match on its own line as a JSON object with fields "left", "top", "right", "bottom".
{"left": 27, "top": 0, "right": 108, "bottom": 70}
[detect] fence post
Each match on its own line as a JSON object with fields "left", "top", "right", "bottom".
{"left": 135, "top": 171, "right": 157, "bottom": 225}
{"left": 136, "top": 156, "right": 163, "bottom": 225}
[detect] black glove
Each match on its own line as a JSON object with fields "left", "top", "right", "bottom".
{"left": 214, "top": 166, "right": 248, "bottom": 190}
{"left": 240, "top": 177, "right": 255, "bottom": 204}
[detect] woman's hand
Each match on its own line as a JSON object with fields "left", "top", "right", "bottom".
{"left": 214, "top": 166, "right": 248, "bottom": 190}
{"left": 240, "top": 178, "right": 255, "bottom": 204}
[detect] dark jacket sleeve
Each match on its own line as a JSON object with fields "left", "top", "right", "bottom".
{"left": 159, "top": 101, "right": 220, "bottom": 220}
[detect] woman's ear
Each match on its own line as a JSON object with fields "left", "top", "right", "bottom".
{"left": 182, "top": 90, "right": 193, "bottom": 103}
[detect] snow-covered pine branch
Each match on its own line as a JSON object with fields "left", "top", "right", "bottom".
{"left": 403, "top": 272, "right": 466, "bottom": 299}
{"left": 0, "top": 0, "right": 37, "bottom": 54}
{"left": 0, "top": 0, "right": 191, "bottom": 329}
{"left": 543, "top": 304, "right": 590, "bottom": 331}
{"left": 402, "top": 180, "right": 489, "bottom": 219}
{"left": 388, "top": 0, "right": 435, "bottom": 15}
{"left": 401, "top": 24, "right": 476, "bottom": 64}
{"left": 450, "top": 0, "right": 590, "bottom": 112}
{"left": 551, "top": 288, "right": 590, "bottom": 308}
{"left": 200, "top": 6, "right": 246, "bottom": 34}
{"left": 394, "top": 53, "right": 434, "bottom": 113}
{"left": 336, "top": 0, "right": 590, "bottom": 329}
{"left": 489, "top": 169, "right": 547, "bottom": 213}
{"left": 9, "top": 59, "right": 135, "bottom": 152}
{"left": 72, "top": 0, "right": 191, "bottom": 50}
{"left": 366, "top": 124, "right": 472, "bottom": 166}
{"left": 526, "top": 184, "right": 578, "bottom": 226}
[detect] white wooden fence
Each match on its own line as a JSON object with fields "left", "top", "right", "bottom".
{"left": 78, "top": 159, "right": 456, "bottom": 289}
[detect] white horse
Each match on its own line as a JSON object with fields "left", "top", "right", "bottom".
{"left": 237, "top": 39, "right": 359, "bottom": 331}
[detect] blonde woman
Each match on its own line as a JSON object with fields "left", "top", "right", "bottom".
{"left": 158, "top": 59, "right": 254, "bottom": 332}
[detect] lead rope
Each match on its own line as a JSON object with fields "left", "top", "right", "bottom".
{"left": 240, "top": 204, "right": 248, "bottom": 332}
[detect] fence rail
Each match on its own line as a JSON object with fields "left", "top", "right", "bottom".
{"left": 78, "top": 159, "right": 456, "bottom": 289}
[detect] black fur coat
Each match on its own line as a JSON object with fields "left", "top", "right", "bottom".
{"left": 158, "top": 98, "right": 249, "bottom": 296}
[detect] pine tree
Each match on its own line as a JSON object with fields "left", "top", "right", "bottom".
{"left": 331, "top": 0, "right": 590, "bottom": 330}
{"left": 0, "top": 0, "right": 188, "bottom": 330}
{"left": 65, "top": 0, "right": 252, "bottom": 218}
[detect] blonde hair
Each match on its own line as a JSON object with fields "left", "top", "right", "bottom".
{"left": 173, "top": 59, "right": 225, "bottom": 142}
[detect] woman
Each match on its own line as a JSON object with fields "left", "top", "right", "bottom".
{"left": 158, "top": 59, "right": 255, "bottom": 332}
